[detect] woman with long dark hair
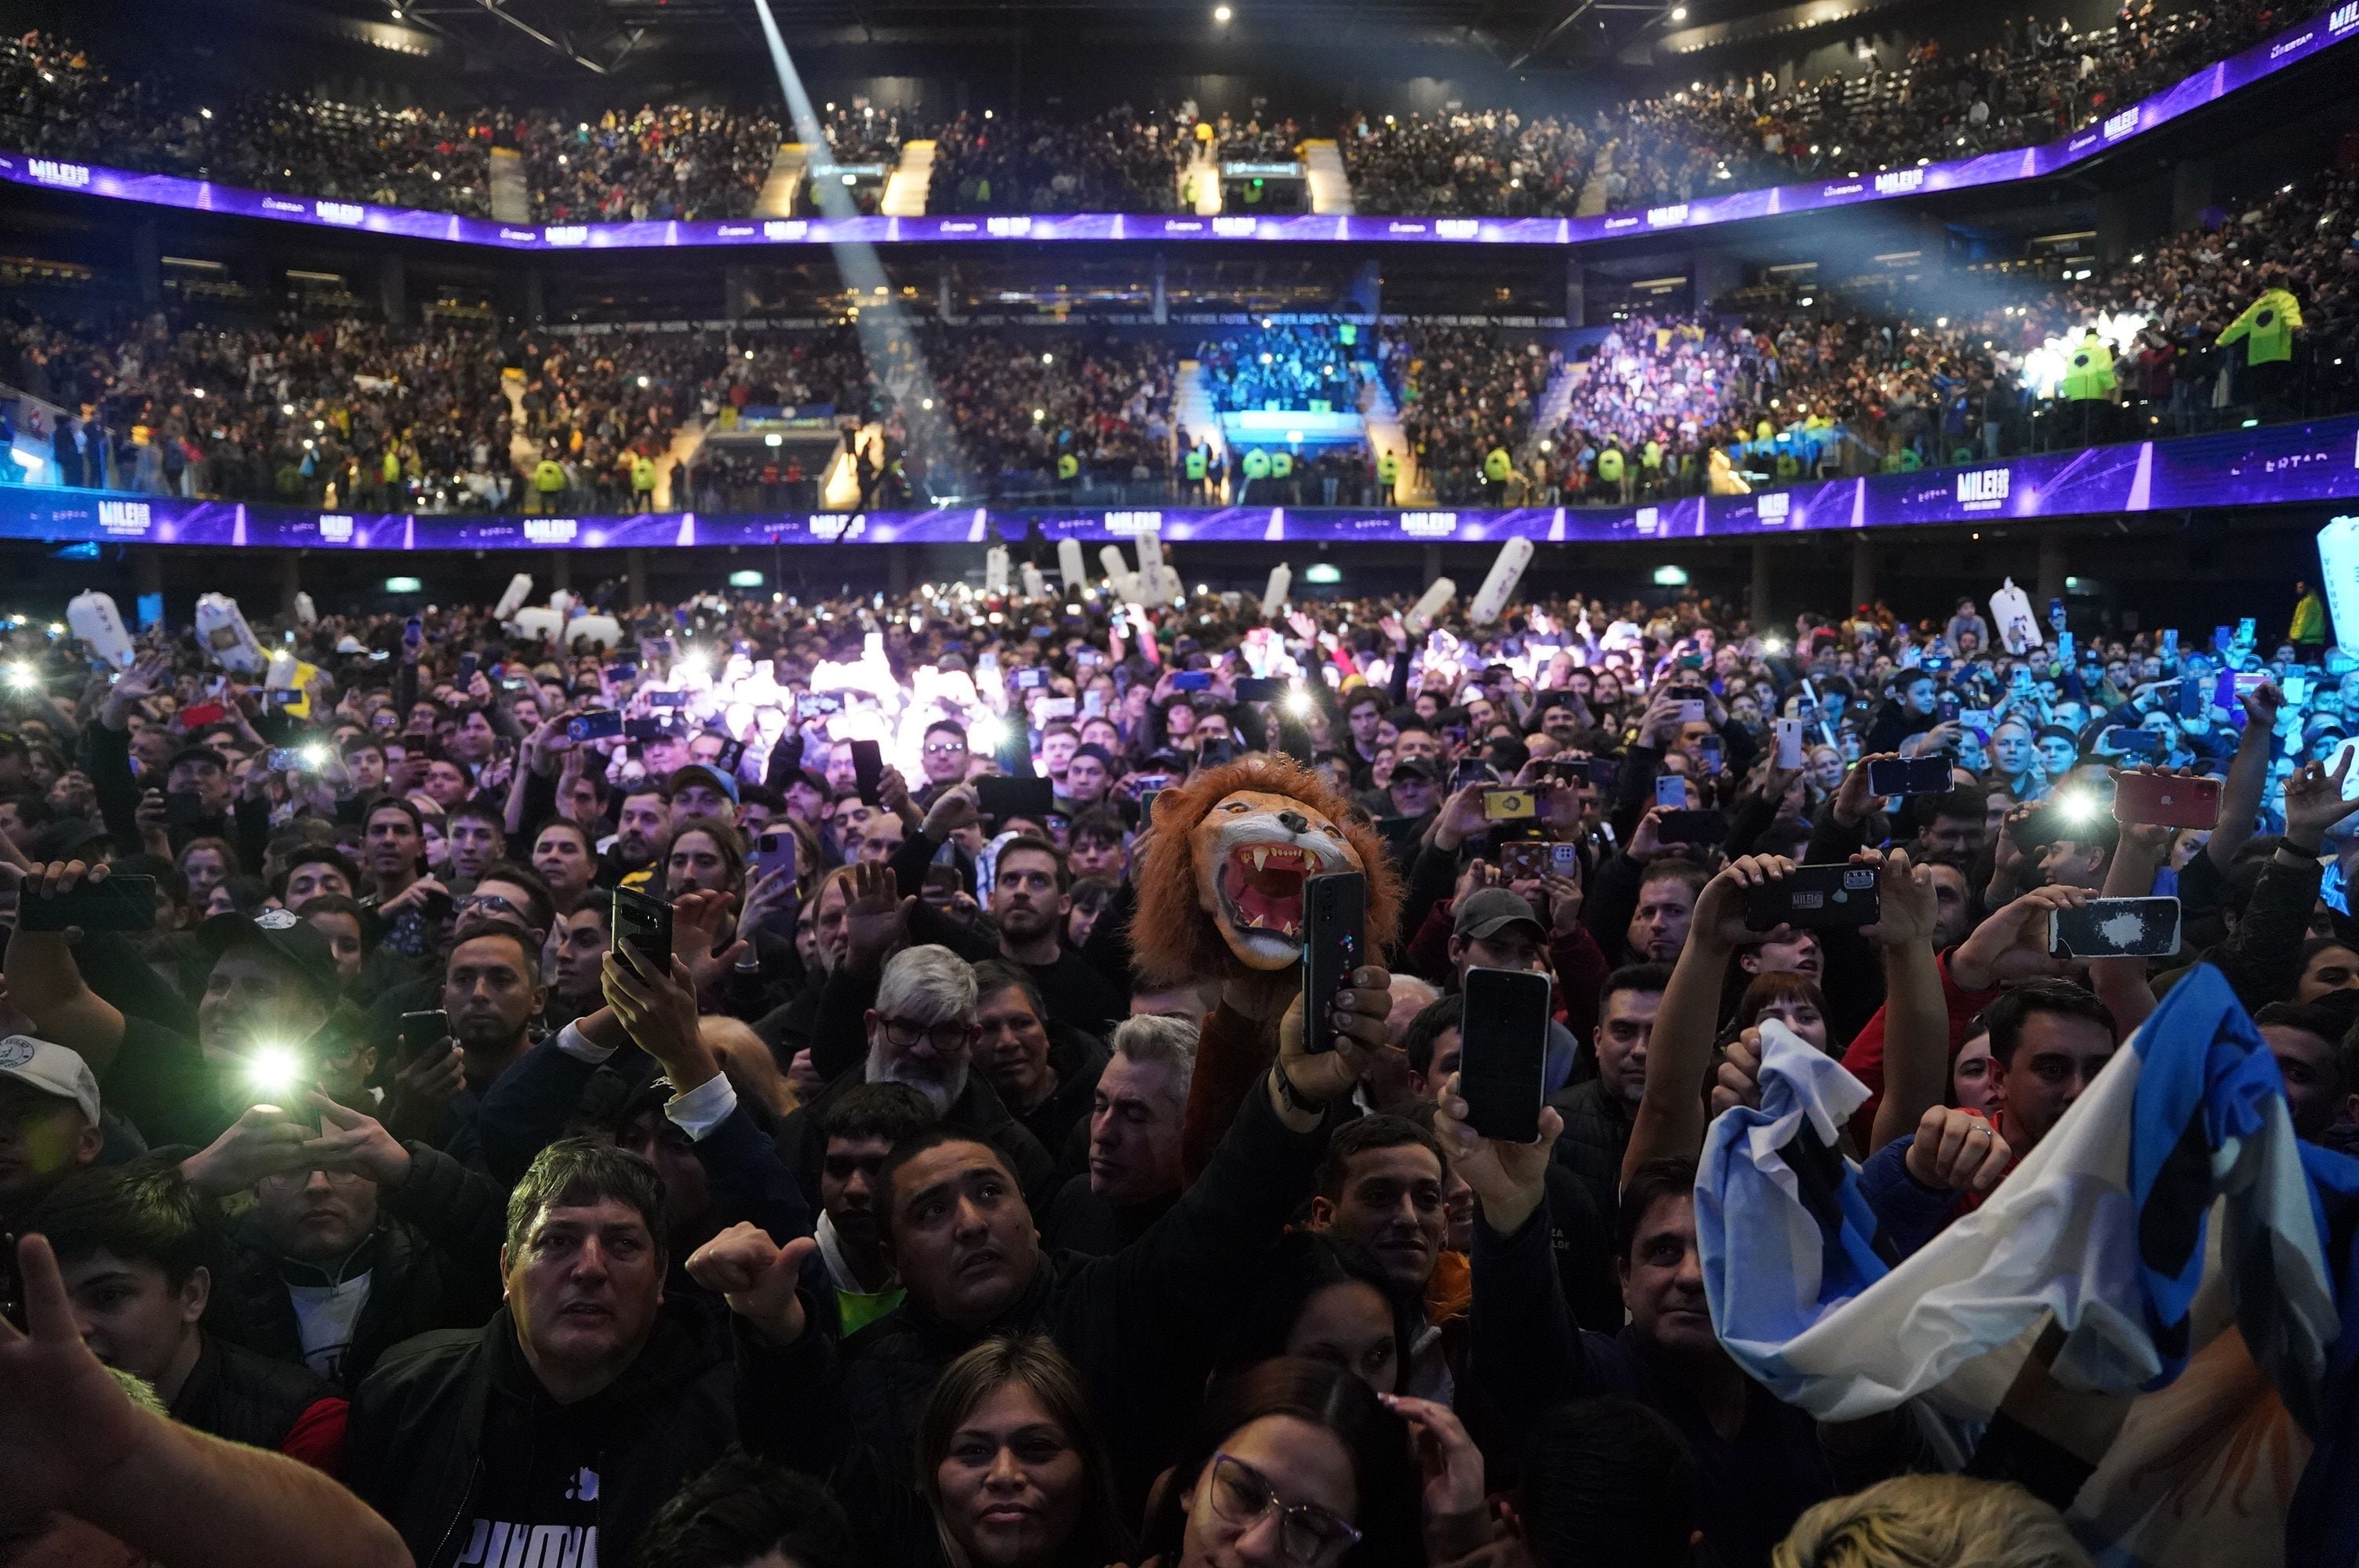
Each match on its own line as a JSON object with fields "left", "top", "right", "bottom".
{"left": 1138, "top": 1358, "right": 1427, "bottom": 1568}
{"left": 917, "top": 1335, "right": 1132, "bottom": 1568}
{"left": 1216, "top": 1230, "right": 1423, "bottom": 1397}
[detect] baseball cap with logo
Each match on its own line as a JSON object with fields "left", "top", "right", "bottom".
{"left": 196, "top": 907, "right": 343, "bottom": 1004}
{"left": 0, "top": 1034, "right": 102, "bottom": 1126}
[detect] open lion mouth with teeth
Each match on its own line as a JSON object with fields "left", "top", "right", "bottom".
{"left": 1221, "top": 841, "right": 1321, "bottom": 942}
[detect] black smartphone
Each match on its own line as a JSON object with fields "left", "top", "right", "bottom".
{"left": 1458, "top": 966, "right": 1551, "bottom": 1144}
{"left": 976, "top": 775, "right": 1056, "bottom": 822}
{"left": 1171, "top": 670, "right": 1212, "bottom": 692}
{"left": 1746, "top": 862, "right": 1881, "bottom": 931}
{"left": 20, "top": 874, "right": 158, "bottom": 932}
{"left": 568, "top": 710, "right": 624, "bottom": 742}
{"left": 1587, "top": 757, "right": 1621, "bottom": 789}
{"left": 1234, "top": 677, "right": 1287, "bottom": 702}
{"left": 1452, "top": 757, "right": 1493, "bottom": 793}
{"left": 623, "top": 717, "right": 676, "bottom": 741}
{"left": 1300, "top": 871, "right": 1367, "bottom": 1055}
{"left": 397, "top": 1009, "right": 449, "bottom": 1062}
{"left": 1546, "top": 758, "right": 1589, "bottom": 783}
{"left": 1866, "top": 756, "right": 1952, "bottom": 797}
{"left": 714, "top": 739, "right": 746, "bottom": 773}
{"left": 851, "top": 739, "right": 885, "bottom": 806}
{"left": 648, "top": 690, "right": 688, "bottom": 709}
{"left": 2101, "top": 726, "right": 2165, "bottom": 760}
{"left": 1655, "top": 808, "right": 1727, "bottom": 844}
{"left": 2050, "top": 896, "right": 2183, "bottom": 958}
{"left": 605, "top": 662, "right": 640, "bottom": 685}
{"left": 459, "top": 652, "right": 478, "bottom": 682}
{"left": 165, "top": 789, "right": 209, "bottom": 827}
{"left": 1195, "top": 735, "right": 1237, "bottom": 768}
{"left": 612, "top": 885, "right": 673, "bottom": 969}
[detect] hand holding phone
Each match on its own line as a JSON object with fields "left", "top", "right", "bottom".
{"left": 1456, "top": 967, "right": 1552, "bottom": 1144}
{"left": 612, "top": 886, "right": 674, "bottom": 970}
{"left": 1300, "top": 873, "right": 1367, "bottom": 1055}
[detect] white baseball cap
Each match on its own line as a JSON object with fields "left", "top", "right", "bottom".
{"left": 0, "top": 1034, "right": 102, "bottom": 1126}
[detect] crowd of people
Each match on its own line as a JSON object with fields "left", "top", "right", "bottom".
{"left": 2, "top": 132, "right": 2350, "bottom": 514}
{"left": 1198, "top": 322, "right": 1370, "bottom": 413}
{"left": 1339, "top": 0, "right": 2318, "bottom": 216}
{"left": 925, "top": 108, "right": 1193, "bottom": 216}
{"left": 2, "top": 563, "right": 2356, "bottom": 1568}
{"left": 2, "top": 2, "right": 2336, "bottom": 226}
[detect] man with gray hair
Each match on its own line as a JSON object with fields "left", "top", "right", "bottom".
{"left": 774, "top": 946, "right": 1053, "bottom": 1208}
{"left": 1044, "top": 1014, "right": 1199, "bottom": 1255}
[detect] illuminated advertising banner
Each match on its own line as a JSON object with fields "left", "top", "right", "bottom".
{"left": 8, "top": 416, "right": 2355, "bottom": 550}
{"left": 2, "top": 4, "right": 2352, "bottom": 251}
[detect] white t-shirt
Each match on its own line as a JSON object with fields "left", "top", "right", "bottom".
{"left": 286, "top": 1273, "right": 373, "bottom": 1381}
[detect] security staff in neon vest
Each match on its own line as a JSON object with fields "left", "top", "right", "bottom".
{"left": 532, "top": 453, "right": 566, "bottom": 514}
{"left": 1597, "top": 443, "right": 1627, "bottom": 503}
{"left": 1056, "top": 452, "right": 1080, "bottom": 483}
{"left": 2059, "top": 328, "right": 2115, "bottom": 446}
{"left": 2219, "top": 286, "right": 2302, "bottom": 415}
{"left": 1239, "top": 446, "right": 1271, "bottom": 499}
{"left": 1482, "top": 445, "right": 1512, "bottom": 504}
{"left": 1376, "top": 448, "right": 1401, "bottom": 503}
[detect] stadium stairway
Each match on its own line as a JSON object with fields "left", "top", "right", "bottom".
{"left": 1303, "top": 140, "right": 1355, "bottom": 216}
{"left": 1522, "top": 361, "right": 1576, "bottom": 465}
{"left": 882, "top": 140, "right": 935, "bottom": 216}
{"left": 822, "top": 425, "right": 886, "bottom": 510}
{"left": 498, "top": 371, "right": 538, "bottom": 474}
{"left": 1184, "top": 150, "right": 1224, "bottom": 215}
{"left": 1574, "top": 147, "right": 1614, "bottom": 218}
{"left": 754, "top": 144, "right": 810, "bottom": 218}
{"left": 488, "top": 147, "right": 529, "bottom": 225}
{"left": 1358, "top": 372, "right": 1430, "bottom": 505}
{"left": 1172, "top": 361, "right": 1230, "bottom": 489}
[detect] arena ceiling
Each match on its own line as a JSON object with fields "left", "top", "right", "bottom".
{"left": 229, "top": 0, "right": 1774, "bottom": 77}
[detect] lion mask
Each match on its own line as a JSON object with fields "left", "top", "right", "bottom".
{"left": 1132, "top": 755, "right": 1401, "bottom": 984}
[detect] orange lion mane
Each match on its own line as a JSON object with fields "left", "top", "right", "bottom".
{"left": 1130, "top": 754, "right": 1401, "bottom": 987}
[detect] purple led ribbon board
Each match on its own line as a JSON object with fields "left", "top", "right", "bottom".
{"left": 1, "top": 4, "right": 2353, "bottom": 249}
{"left": 9, "top": 415, "right": 2356, "bottom": 550}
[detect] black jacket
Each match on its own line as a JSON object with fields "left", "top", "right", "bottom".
{"left": 222, "top": 1140, "right": 508, "bottom": 1392}
{"left": 827, "top": 1076, "right": 1333, "bottom": 1512}
{"left": 346, "top": 1299, "right": 821, "bottom": 1568}
{"left": 1547, "top": 1076, "right": 1633, "bottom": 1229}
{"left": 173, "top": 1331, "right": 343, "bottom": 1452}
{"left": 1013, "top": 1022, "right": 1111, "bottom": 1161}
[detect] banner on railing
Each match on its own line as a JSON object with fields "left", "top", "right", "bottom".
{"left": 5, "top": 416, "right": 2354, "bottom": 551}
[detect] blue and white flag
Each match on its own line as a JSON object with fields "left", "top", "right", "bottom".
{"left": 1697, "top": 967, "right": 2359, "bottom": 1567}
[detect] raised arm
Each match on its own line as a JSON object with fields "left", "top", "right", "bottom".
{"left": 5, "top": 862, "right": 129, "bottom": 1074}
{"left": 2205, "top": 682, "right": 2281, "bottom": 871}
{"left": 1623, "top": 855, "right": 1791, "bottom": 1184}
{"left": 0, "top": 1233, "right": 413, "bottom": 1568}
{"left": 1859, "top": 851, "right": 1953, "bottom": 1154}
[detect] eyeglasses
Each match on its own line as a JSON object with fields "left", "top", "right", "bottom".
{"left": 1204, "top": 1454, "right": 1360, "bottom": 1566}
{"left": 877, "top": 1015, "right": 979, "bottom": 1052}
{"left": 455, "top": 891, "right": 520, "bottom": 920}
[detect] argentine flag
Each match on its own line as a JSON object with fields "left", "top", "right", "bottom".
{"left": 1696, "top": 967, "right": 2359, "bottom": 1567}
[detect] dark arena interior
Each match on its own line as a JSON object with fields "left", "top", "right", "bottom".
{"left": 3, "top": 0, "right": 2359, "bottom": 1564}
